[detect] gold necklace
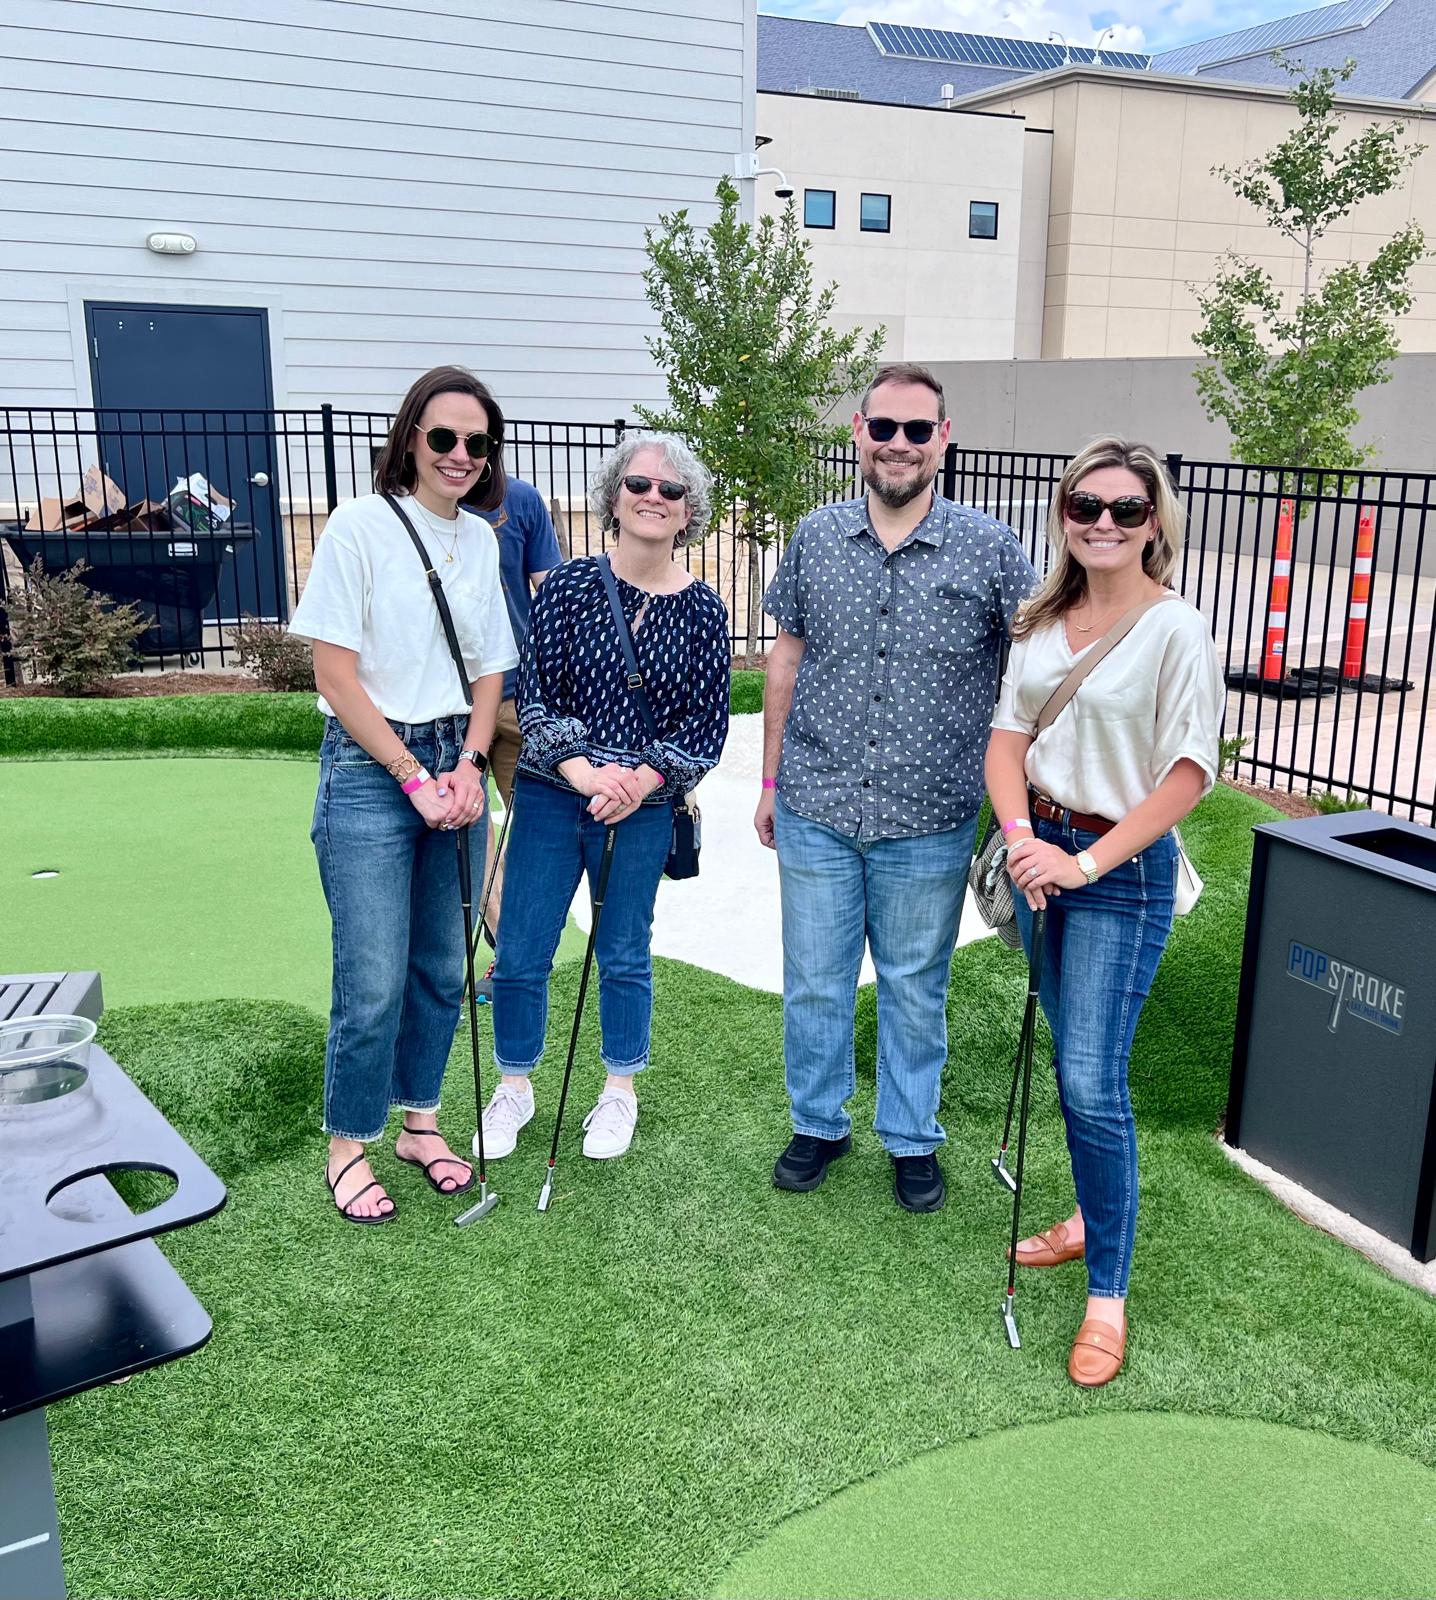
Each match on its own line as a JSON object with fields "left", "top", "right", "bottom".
{"left": 412, "top": 498, "right": 462, "bottom": 563}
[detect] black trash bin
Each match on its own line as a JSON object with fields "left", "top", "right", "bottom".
{"left": 1226, "top": 810, "right": 1436, "bottom": 1262}
{"left": 3, "top": 524, "right": 255, "bottom": 658}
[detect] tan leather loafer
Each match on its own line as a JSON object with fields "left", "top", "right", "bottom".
{"left": 1010, "top": 1220, "right": 1085, "bottom": 1267}
{"left": 1068, "top": 1316, "right": 1127, "bottom": 1387}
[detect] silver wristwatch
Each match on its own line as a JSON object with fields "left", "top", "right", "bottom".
{"left": 458, "top": 749, "right": 489, "bottom": 774}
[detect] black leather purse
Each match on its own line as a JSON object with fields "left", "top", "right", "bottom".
{"left": 596, "top": 554, "right": 700, "bottom": 880}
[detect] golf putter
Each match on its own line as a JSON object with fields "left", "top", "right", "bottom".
{"left": 538, "top": 825, "right": 617, "bottom": 1213}
{"left": 1001, "top": 908, "right": 1046, "bottom": 1351}
{"left": 472, "top": 788, "right": 516, "bottom": 968}
{"left": 454, "top": 822, "right": 499, "bottom": 1226}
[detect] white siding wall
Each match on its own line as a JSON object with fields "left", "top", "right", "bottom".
{"left": 0, "top": 0, "right": 756, "bottom": 421}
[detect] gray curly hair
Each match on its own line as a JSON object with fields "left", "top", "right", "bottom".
{"left": 588, "top": 432, "right": 714, "bottom": 547}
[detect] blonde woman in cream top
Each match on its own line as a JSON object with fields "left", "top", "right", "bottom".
{"left": 984, "top": 436, "right": 1221, "bottom": 1390}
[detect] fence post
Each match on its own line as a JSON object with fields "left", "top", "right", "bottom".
{"left": 1165, "top": 451, "right": 1183, "bottom": 490}
{"left": 941, "top": 441, "right": 958, "bottom": 502}
{"left": 320, "top": 403, "right": 339, "bottom": 513}
{"left": 614, "top": 417, "right": 627, "bottom": 440}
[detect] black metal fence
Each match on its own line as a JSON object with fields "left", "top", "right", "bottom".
{"left": 2, "top": 410, "right": 1433, "bottom": 822}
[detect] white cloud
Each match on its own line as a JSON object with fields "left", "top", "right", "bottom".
{"left": 812, "top": 0, "right": 1299, "bottom": 52}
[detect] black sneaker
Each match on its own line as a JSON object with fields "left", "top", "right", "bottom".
{"left": 773, "top": 1133, "right": 851, "bottom": 1192}
{"left": 893, "top": 1152, "right": 946, "bottom": 1212}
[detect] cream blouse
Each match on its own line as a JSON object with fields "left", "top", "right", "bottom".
{"left": 991, "top": 597, "right": 1223, "bottom": 821}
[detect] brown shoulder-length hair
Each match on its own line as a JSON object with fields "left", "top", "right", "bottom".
{"left": 371, "top": 365, "right": 507, "bottom": 516}
{"left": 1011, "top": 436, "right": 1183, "bottom": 641}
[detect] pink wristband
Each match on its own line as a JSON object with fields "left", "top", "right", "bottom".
{"left": 650, "top": 771, "right": 665, "bottom": 789}
{"left": 762, "top": 778, "right": 777, "bottom": 790}
{"left": 1002, "top": 818, "right": 1032, "bottom": 837}
{"left": 401, "top": 771, "right": 431, "bottom": 795}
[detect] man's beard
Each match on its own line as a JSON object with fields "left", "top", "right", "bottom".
{"left": 864, "top": 461, "right": 935, "bottom": 509}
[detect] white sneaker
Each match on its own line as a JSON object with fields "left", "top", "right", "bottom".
{"left": 477, "top": 1081, "right": 534, "bottom": 1161}
{"left": 581, "top": 1088, "right": 638, "bottom": 1160}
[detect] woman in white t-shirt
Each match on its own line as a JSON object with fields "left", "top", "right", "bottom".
{"left": 984, "top": 436, "right": 1221, "bottom": 1386}
{"left": 289, "top": 366, "right": 518, "bottom": 1225}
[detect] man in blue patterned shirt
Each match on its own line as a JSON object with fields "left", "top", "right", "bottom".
{"left": 755, "top": 363, "right": 1036, "bottom": 1212}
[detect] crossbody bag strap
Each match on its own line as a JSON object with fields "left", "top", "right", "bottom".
{"left": 597, "top": 554, "right": 662, "bottom": 745}
{"left": 383, "top": 492, "right": 472, "bottom": 710}
{"left": 1034, "top": 594, "right": 1173, "bottom": 735}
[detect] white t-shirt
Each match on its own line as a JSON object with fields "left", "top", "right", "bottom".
{"left": 992, "top": 598, "right": 1223, "bottom": 820}
{"left": 290, "top": 492, "right": 518, "bottom": 723}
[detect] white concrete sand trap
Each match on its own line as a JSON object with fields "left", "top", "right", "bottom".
{"left": 573, "top": 714, "right": 995, "bottom": 993}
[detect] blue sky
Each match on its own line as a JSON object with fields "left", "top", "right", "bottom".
{"left": 758, "top": 1, "right": 1312, "bottom": 54}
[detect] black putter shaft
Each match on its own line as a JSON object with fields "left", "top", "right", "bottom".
{"left": 473, "top": 788, "right": 515, "bottom": 959}
{"left": 456, "top": 825, "right": 490, "bottom": 1188}
{"left": 538, "top": 824, "right": 617, "bottom": 1211}
{"left": 1003, "top": 908, "right": 1047, "bottom": 1342}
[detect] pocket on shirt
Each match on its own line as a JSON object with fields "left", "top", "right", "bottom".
{"left": 923, "top": 587, "right": 987, "bottom": 657}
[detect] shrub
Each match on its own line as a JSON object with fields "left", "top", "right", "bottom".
{"left": 6, "top": 558, "right": 146, "bottom": 694}
{"left": 1311, "top": 788, "right": 1367, "bottom": 813}
{"left": 1218, "top": 734, "right": 1250, "bottom": 777}
{"left": 229, "top": 616, "right": 316, "bottom": 692}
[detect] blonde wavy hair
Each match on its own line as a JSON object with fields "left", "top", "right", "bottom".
{"left": 1011, "top": 436, "right": 1184, "bottom": 641}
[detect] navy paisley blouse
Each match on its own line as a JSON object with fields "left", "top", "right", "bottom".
{"left": 516, "top": 557, "right": 731, "bottom": 801}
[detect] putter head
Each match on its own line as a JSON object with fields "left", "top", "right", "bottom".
{"left": 454, "top": 1188, "right": 499, "bottom": 1227}
{"left": 537, "top": 1175, "right": 553, "bottom": 1213}
{"left": 990, "top": 1153, "right": 1017, "bottom": 1193}
{"left": 1002, "top": 1294, "right": 1021, "bottom": 1350}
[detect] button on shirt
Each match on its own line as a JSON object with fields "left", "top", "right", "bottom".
{"left": 764, "top": 494, "right": 1037, "bottom": 841}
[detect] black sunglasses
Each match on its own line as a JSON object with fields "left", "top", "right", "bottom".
{"left": 622, "top": 475, "right": 687, "bottom": 501}
{"left": 414, "top": 424, "right": 493, "bottom": 461}
{"left": 1064, "top": 491, "right": 1155, "bottom": 530}
{"left": 864, "top": 416, "right": 938, "bottom": 445}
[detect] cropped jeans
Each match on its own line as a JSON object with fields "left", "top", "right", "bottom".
{"left": 491, "top": 776, "right": 672, "bottom": 1077}
{"left": 1013, "top": 817, "right": 1177, "bottom": 1298}
{"left": 774, "top": 796, "right": 979, "bottom": 1157}
{"left": 311, "top": 714, "right": 477, "bottom": 1142}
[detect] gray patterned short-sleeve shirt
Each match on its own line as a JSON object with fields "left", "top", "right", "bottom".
{"left": 764, "top": 493, "right": 1037, "bottom": 841}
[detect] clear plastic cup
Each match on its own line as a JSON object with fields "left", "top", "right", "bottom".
{"left": 0, "top": 1015, "right": 97, "bottom": 1105}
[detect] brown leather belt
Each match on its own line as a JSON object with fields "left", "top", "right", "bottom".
{"left": 1029, "top": 790, "right": 1116, "bottom": 837}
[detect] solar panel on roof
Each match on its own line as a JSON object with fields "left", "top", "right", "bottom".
{"left": 868, "top": 20, "right": 1152, "bottom": 73}
{"left": 1153, "top": 0, "right": 1389, "bottom": 76}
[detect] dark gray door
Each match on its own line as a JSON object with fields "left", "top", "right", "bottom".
{"left": 86, "top": 303, "right": 285, "bottom": 621}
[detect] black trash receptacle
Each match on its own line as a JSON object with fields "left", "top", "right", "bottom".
{"left": 1227, "top": 810, "right": 1436, "bottom": 1262}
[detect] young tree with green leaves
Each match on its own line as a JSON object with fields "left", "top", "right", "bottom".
{"left": 1193, "top": 57, "right": 1426, "bottom": 490}
{"left": 638, "top": 177, "right": 885, "bottom": 664}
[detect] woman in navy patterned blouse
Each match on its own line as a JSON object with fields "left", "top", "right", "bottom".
{"left": 483, "top": 434, "right": 730, "bottom": 1162}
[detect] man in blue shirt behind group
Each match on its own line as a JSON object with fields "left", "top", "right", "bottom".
{"left": 471, "top": 476, "right": 563, "bottom": 986}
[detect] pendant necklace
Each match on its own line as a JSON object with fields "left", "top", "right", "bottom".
{"left": 412, "top": 498, "right": 462, "bottom": 563}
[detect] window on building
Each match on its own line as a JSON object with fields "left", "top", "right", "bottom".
{"left": 803, "top": 189, "right": 836, "bottom": 230}
{"left": 860, "top": 193, "right": 891, "bottom": 233}
{"left": 969, "top": 201, "right": 999, "bottom": 239}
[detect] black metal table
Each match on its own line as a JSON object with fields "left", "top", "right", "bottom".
{"left": 0, "top": 972, "right": 226, "bottom": 1599}
{"left": 2, "top": 523, "right": 256, "bottom": 657}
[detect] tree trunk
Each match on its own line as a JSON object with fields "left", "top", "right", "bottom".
{"left": 744, "top": 538, "right": 763, "bottom": 669}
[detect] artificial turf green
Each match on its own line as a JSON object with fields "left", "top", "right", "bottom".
{"left": 0, "top": 758, "right": 584, "bottom": 1016}
{"left": 713, "top": 1413, "right": 1436, "bottom": 1598}
{"left": 31, "top": 776, "right": 1436, "bottom": 1599}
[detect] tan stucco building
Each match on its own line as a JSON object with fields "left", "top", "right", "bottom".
{"left": 757, "top": 67, "right": 1436, "bottom": 364}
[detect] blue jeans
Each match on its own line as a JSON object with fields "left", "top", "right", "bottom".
{"left": 311, "top": 715, "right": 476, "bottom": 1142}
{"left": 1014, "top": 819, "right": 1177, "bottom": 1298}
{"left": 491, "top": 776, "right": 672, "bottom": 1076}
{"left": 775, "top": 797, "right": 979, "bottom": 1156}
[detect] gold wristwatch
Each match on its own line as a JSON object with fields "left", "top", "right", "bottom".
{"left": 1075, "top": 849, "right": 1100, "bottom": 885}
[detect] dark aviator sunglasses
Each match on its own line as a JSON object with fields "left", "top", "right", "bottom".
{"left": 1064, "top": 491, "right": 1154, "bottom": 530}
{"left": 414, "top": 424, "right": 494, "bottom": 461}
{"left": 623, "top": 475, "right": 687, "bottom": 501}
{"left": 864, "top": 416, "right": 938, "bottom": 446}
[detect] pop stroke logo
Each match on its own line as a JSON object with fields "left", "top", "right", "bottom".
{"left": 1287, "top": 942, "right": 1406, "bottom": 1036}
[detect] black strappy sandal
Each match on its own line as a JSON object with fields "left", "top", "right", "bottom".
{"left": 326, "top": 1151, "right": 398, "bottom": 1225}
{"left": 395, "top": 1124, "right": 476, "bottom": 1197}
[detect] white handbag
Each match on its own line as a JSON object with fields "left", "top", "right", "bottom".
{"left": 1173, "top": 828, "right": 1203, "bottom": 915}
